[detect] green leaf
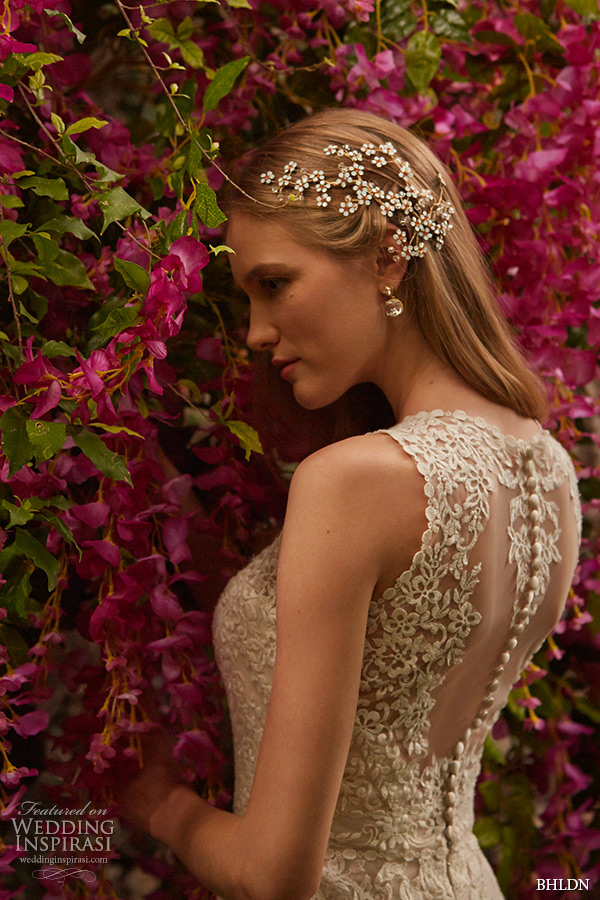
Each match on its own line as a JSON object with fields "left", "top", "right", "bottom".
{"left": 91, "top": 305, "right": 140, "bottom": 341}
{"left": 167, "top": 209, "right": 190, "bottom": 242}
{"left": 25, "top": 420, "right": 66, "bottom": 466}
{"left": 32, "top": 234, "right": 60, "bottom": 265}
{"left": 203, "top": 56, "right": 250, "bottom": 112}
{"left": 473, "top": 816, "right": 502, "bottom": 850}
{"left": 483, "top": 733, "right": 507, "bottom": 765}
{"left": 431, "top": 10, "right": 471, "bottom": 43}
{"left": 45, "top": 249, "right": 93, "bottom": 289}
{"left": 18, "top": 176, "right": 69, "bottom": 201}
{"left": 0, "top": 407, "right": 34, "bottom": 476}
{"left": 177, "top": 16, "right": 195, "bottom": 40}
{"left": 379, "top": 0, "right": 417, "bottom": 41}
{"left": 98, "top": 186, "right": 151, "bottom": 234}
{"left": 72, "top": 429, "right": 133, "bottom": 486}
{"left": 51, "top": 112, "right": 65, "bottom": 134}
{"left": 0, "top": 499, "right": 36, "bottom": 529}
{"left": 18, "top": 298, "right": 37, "bottom": 320}
{"left": 188, "top": 139, "right": 206, "bottom": 180}
{"left": 41, "top": 340, "right": 77, "bottom": 358}
{"left": 41, "top": 215, "right": 96, "bottom": 240}
{"left": 0, "top": 623, "right": 30, "bottom": 665}
{"left": 30, "top": 494, "right": 72, "bottom": 512}
{"left": 16, "top": 51, "right": 63, "bottom": 71}
{"left": 61, "top": 133, "right": 103, "bottom": 169}
{"left": 41, "top": 510, "right": 78, "bottom": 549}
{"left": 0, "top": 569, "right": 32, "bottom": 619}
{"left": 180, "top": 40, "right": 205, "bottom": 68}
{"left": 113, "top": 257, "right": 150, "bottom": 294}
{"left": 9, "top": 259, "right": 42, "bottom": 277}
{"left": 13, "top": 276, "right": 28, "bottom": 295}
{"left": 225, "top": 0, "right": 252, "bottom": 7}
{"left": 0, "top": 195, "right": 24, "bottom": 210}
{"left": 65, "top": 116, "right": 109, "bottom": 136}
{"left": 405, "top": 31, "right": 442, "bottom": 93}
{"left": 564, "top": 0, "right": 599, "bottom": 14}
{"left": 147, "top": 17, "right": 177, "bottom": 46}
{"left": 573, "top": 696, "right": 600, "bottom": 723}
{"left": 45, "top": 9, "right": 87, "bottom": 43}
{"left": 474, "top": 29, "right": 518, "bottom": 47}
{"left": 194, "top": 182, "right": 227, "bottom": 228}
{"left": 0, "top": 220, "right": 29, "bottom": 247}
{"left": 209, "top": 243, "right": 233, "bottom": 256}
{"left": 514, "top": 14, "right": 565, "bottom": 52}
{"left": 386, "top": 11, "right": 419, "bottom": 42}
{"left": 224, "top": 419, "right": 263, "bottom": 460}
{"left": 478, "top": 779, "right": 502, "bottom": 812}
{"left": 14, "top": 529, "right": 60, "bottom": 590}
{"left": 88, "top": 422, "right": 143, "bottom": 438}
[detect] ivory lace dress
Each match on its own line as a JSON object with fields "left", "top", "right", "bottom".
{"left": 213, "top": 410, "right": 581, "bottom": 900}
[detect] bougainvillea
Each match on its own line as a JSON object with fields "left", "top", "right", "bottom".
{"left": 0, "top": 0, "right": 598, "bottom": 898}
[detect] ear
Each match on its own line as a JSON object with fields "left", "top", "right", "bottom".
{"left": 374, "top": 226, "right": 408, "bottom": 292}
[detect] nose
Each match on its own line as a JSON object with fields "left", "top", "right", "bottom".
{"left": 246, "top": 301, "right": 279, "bottom": 352}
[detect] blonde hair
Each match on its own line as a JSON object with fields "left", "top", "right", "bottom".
{"left": 227, "top": 108, "right": 547, "bottom": 422}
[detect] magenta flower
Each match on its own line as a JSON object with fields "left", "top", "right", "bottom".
{"left": 516, "top": 696, "right": 542, "bottom": 710}
{"left": 149, "top": 584, "right": 182, "bottom": 621}
{"left": 0, "top": 766, "right": 38, "bottom": 785}
{"left": 12, "top": 710, "right": 49, "bottom": 737}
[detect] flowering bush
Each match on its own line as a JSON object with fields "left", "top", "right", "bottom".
{"left": 0, "top": 0, "right": 598, "bottom": 898}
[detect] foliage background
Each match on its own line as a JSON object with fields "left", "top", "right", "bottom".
{"left": 0, "top": 0, "right": 599, "bottom": 898}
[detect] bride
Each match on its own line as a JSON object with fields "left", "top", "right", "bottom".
{"left": 120, "top": 108, "right": 581, "bottom": 900}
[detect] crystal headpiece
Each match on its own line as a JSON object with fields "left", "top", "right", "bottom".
{"left": 260, "top": 142, "right": 455, "bottom": 260}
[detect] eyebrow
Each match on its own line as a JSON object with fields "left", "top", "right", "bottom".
{"left": 237, "top": 262, "right": 296, "bottom": 289}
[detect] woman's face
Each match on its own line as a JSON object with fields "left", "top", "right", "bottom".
{"left": 227, "top": 213, "right": 390, "bottom": 410}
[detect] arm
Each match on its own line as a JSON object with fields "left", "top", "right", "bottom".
{"left": 141, "top": 437, "right": 422, "bottom": 900}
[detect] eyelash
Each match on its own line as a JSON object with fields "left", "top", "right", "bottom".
{"left": 259, "top": 277, "right": 286, "bottom": 294}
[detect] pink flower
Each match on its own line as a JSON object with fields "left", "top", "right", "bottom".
{"left": 0, "top": 766, "right": 38, "bottom": 785}
{"left": 86, "top": 733, "right": 117, "bottom": 773}
{"left": 0, "top": 35, "right": 36, "bottom": 63}
{"left": 516, "top": 696, "right": 542, "bottom": 710}
{"left": 523, "top": 715, "right": 545, "bottom": 732}
{"left": 144, "top": 236, "right": 209, "bottom": 319}
{"left": 149, "top": 584, "right": 182, "bottom": 620}
{"left": 12, "top": 710, "right": 49, "bottom": 737}
{"left": 0, "top": 784, "right": 26, "bottom": 821}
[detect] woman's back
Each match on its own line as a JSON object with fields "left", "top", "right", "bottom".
{"left": 214, "top": 409, "right": 581, "bottom": 899}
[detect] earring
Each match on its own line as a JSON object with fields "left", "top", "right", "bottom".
{"left": 383, "top": 285, "right": 404, "bottom": 318}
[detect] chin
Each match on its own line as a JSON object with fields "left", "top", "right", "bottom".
{"left": 292, "top": 384, "right": 346, "bottom": 411}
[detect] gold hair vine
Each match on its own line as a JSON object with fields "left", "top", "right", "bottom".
{"left": 260, "top": 142, "right": 455, "bottom": 260}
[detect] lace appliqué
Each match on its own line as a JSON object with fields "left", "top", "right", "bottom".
{"left": 212, "top": 410, "right": 580, "bottom": 900}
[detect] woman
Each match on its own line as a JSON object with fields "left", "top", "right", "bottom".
{"left": 122, "top": 109, "right": 581, "bottom": 900}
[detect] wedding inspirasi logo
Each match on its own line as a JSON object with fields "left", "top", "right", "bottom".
{"left": 13, "top": 799, "right": 115, "bottom": 885}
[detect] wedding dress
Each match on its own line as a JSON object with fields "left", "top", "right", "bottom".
{"left": 213, "top": 410, "right": 581, "bottom": 899}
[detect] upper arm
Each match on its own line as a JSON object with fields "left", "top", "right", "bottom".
{"left": 234, "top": 438, "right": 420, "bottom": 899}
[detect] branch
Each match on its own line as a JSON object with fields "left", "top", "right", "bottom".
{"left": 0, "top": 223, "right": 24, "bottom": 364}
{"left": 113, "top": 0, "right": 269, "bottom": 208}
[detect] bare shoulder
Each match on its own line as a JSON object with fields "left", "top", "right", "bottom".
{"left": 290, "top": 432, "right": 421, "bottom": 501}
{"left": 285, "top": 434, "right": 427, "bottom": 584}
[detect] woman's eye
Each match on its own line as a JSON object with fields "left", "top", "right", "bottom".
{"left": 260, "top": 277, "right": 285, "bottom": 294}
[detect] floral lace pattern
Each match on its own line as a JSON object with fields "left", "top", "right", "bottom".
{"left": 213, "top": 410, "right": 581, "bottom": 899}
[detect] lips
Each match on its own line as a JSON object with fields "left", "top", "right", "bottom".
{"left": 272, "top": 358, "right": 299, "bottom": 379}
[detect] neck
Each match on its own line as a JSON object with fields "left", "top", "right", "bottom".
{"left": 374, "top": 314, "right": 477, "bottom": 423}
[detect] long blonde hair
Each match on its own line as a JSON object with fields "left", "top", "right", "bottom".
{"left": 227, "top": 108, "right": 547, "bottom": 423}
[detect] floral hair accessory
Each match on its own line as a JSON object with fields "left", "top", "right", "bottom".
{"left": 260, "top": 142, "right": 455, "bottom": 260}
